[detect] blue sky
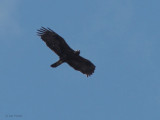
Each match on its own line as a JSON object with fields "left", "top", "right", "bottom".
{"left": 0, "top": 0, "right": 160, "bottom": 120}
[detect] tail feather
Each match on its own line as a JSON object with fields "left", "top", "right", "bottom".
{"left": 50, "top": 60, "right": 64, "bottom": 68}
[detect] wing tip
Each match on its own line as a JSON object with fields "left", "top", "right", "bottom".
{"left": 37, "top": 26, "right": 47, "bottom": 36}
{"left": 86, "top": 65, "right": 96, "bottom": 77}
{"left": 37, "top": 27, "right": 55, "bottom": 36}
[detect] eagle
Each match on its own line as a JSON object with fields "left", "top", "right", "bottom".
{"left": 37, "top": 27, "right": 95, "bottom": 77}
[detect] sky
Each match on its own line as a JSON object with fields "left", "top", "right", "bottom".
{"left": 0, "top": 0, "right": 160, "bottom": 120}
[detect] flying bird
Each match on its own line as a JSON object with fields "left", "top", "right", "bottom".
{"left": 37, "top": 27, "right": 95, "bottom": 77}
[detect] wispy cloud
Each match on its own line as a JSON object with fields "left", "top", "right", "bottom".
{"left": 0, "top": 0, "right": 21, "bottom": 36}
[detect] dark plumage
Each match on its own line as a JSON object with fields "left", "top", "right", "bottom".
{"left": 37, "top": 27, "right": 95, "bottom": 77}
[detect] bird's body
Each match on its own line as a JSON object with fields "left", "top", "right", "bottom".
{"left": 37, "top": 27, "right": 95, "bottom": 77}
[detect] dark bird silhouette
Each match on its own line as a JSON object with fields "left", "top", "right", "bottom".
{"left": 37, "top": 27, "right": 95, "bottom": 77}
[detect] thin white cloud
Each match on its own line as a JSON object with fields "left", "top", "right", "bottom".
{"left": 0, "top": 0, "right": 21, "bottom": 37}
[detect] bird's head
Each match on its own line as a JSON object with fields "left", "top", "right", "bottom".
{"left": 74, "top": 50, "right": 80, "bottom": 55}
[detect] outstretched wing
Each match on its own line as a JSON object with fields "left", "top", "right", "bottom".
{"left": 37, "top": 27, "right": 74, "bottom": 57}
{"left": 67, "top": 56, "right": 95, "bottom": 77}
